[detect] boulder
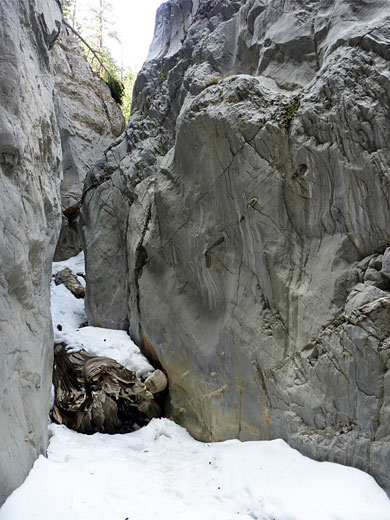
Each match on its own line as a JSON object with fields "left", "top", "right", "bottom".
{"left": 54, "top": 268, "right": 85, "bottom": 299}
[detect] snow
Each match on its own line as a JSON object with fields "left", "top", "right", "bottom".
{"left": 1, "top": 419, "right": 390, "bottom": 520}
{"left": 51, "top": 251, "right": 86, "bottom": 276}
{"left": 51, "top": 253, "right": 153, "bottom": 378}
{"left": 51, "top": 281, "right": 87, "bottom": 334}
{"left": 51, "top": 252, "right": 87, "bottom": 336}
{"left": 1, "top": 252, "right": 390, "bottom": 519}
{"left": 56, "top": 326, "right": 154, "bottom": 379}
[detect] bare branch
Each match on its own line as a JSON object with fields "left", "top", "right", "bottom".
{"left": 62, "top": 18, "right": 115, "bottom": 81}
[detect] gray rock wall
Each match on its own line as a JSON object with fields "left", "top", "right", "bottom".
{"left": 0, "top": 0, "right": 62, "bottom": 505}
{"left": 53, "top": 31, "right": 125, "bottom": 261}
{"left": 80, "top": 0, "right": 390, "bottom": 493}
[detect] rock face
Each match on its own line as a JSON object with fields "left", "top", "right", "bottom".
{"left": 0, "top": 0, "right": 62, "bottom": 505}
{"left": 80, "top": 0, "right": 390, "bottom": 493}
{"left": 53, "top": 31, "right": 125, "bottom": 261}
{"left": 0, "top": 0, "right": 124, "bottom": 504}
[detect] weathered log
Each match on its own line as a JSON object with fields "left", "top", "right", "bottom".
{"left": 52, "top": 343, "right": 162, "bottom": 434}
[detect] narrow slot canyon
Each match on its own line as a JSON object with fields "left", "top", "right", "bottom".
{"left": 1, "top": 0, "right": 390, "bottom": 518}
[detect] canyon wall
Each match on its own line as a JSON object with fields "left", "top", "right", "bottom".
{"left": 0, "top": 0, "right": 62, "bottom": 504}
{"left": 53, "top": 31, "right": 125, "bottom": 261}
{"left": 80, "top": 0, "right": 390, "bottom": 492}
{"left": 0, "top": 0, "right": 124, "bottom": 503}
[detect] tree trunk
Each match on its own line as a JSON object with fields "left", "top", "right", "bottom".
{"left": 52, "top": 343, "right": 165, "bottom": 434}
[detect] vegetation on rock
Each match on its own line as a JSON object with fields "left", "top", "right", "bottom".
{"left": 62, "top": 0, "right": 136, "bottom": 118}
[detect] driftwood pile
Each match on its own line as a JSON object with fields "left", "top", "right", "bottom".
{"left": 52, "top": 343, "right": 167, "bottom": 434}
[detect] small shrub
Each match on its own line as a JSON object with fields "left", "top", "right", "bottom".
{"left": 104, "top": 76, "right": 125, "bottom": 105}
{"left": 59, "top": 43, "right": 72, "bottom": 53}
{"left": 279, "top": 102, "right": 300, "bottom": 128}
{"left": 160, "top": 71, "right": 168, "bottom": 83}
{"left": 205, "top": 77, "right": 219, "bottom": 87}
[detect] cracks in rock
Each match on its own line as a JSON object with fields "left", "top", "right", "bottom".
{"left": 234, "top": 256, "right": 244, "bottom": 306}
{"left": 204, "top": 235, "right": 225, "bottom": 269}
{"left": 144, "top": 128, "right": 261, "bottom": 268}
{"left": 81, "top": 169, "right": 116, "bottom": 203}
{"left": 134, "top": 203, "right": 152, "bottom": 341}
{"left": 265, "top": 297, "right": 390, "bottom": 396}
{"left": 251, "top": 355, "right": 271, "bottom": 411}
{"left": 311, "top": 19, "right": 321, "bottom": 72}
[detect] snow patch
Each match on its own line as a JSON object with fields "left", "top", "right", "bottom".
{"left": 1, "top": 419, "right": 389, "bottom": 520}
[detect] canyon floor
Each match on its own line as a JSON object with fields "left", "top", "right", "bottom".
{"left": 0, "top": 254, "right": 389, "bottom": 520}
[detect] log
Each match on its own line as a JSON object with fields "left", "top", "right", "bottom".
{"left": 52, "top": 343, "right": 163, "bottom": 434}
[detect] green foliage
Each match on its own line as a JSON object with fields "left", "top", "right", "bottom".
{"left": 63, "top": 0, "right": 135, "bottom": 114}
{"left": 121, "top": 71, "right": 137, "bottom": 121}
{"left": 160, "top": 71, "right": 168, "bottom": 83}
{"left": 205, "top": 77, "right": 219, "bottom": 87}
{"left": 59, "top": 43, "right": 72, "bottom": 53}
{"left": 62, "top": 0, "right": 73, "bottom": 15}
{"left": 279, "top": 102, "right": 300, "bottom": 128}
{"left": 62, "top": 0, "right": 78, "bottom": 26}
{"left": 104, "top": 76, "right": 124, "bottom": 105}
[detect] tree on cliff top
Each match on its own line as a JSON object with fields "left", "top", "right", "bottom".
{"left": 62, "top": 0, "right": 135, "bottom": 114}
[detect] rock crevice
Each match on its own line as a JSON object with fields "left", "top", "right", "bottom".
{"left": 76, "top": 0, "right": 390, "bottom": 494}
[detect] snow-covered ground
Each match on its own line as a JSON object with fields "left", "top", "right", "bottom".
{"left": 1, "top": 253, "right": 390, "bottom": 520}
{"left": 51, "top": 252, "right": 153, "bottom": 378}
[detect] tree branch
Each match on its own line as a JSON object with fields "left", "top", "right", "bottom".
{"left": 62, "top": 18, "right": 115, "bottom": 81}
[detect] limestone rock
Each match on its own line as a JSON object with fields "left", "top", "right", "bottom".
{"left": 0, "top": 0, "right": 62, "bottom": 505}
{"left": 80, "top": 0, "right": 390, "bottom": 494}
{"left": 55, "top": 268, "right": 85, "bottom": 299}
{"left": 53, "top": 30, "right": 125, "bottom": 260}
{"left": 144, "top": 369, "right": 168, "bottom": 394}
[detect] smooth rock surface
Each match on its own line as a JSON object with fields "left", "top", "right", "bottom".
{"left": 53, "top": 31, "right": 125, "bottom": 260}
{"left": 0, "top": 0, "right": 62, "bottom": 505}
{"left": 80, "top": 0, "right": 390, "bottom": 493}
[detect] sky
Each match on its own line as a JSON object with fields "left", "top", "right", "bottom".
{"left": 108, "top": 0, "right": 164, "bottom": 72}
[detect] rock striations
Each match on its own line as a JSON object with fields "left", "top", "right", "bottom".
{"left": 0, "top": 0, "right": 62, "bottom": 504}
{"left": 80, "top": 0, "right": 390, "bottom": 493}
{"left": 0, "top": 0, "right": 124, "bottom": 504}
{"left": 53, "top": 31, "right": 125, "bottom": 261}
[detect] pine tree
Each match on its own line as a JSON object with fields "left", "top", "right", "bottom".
{"left": 62, "top": 0, "right": 77, "bottom": 27}
{"left": 62, "top": 0, "right": 133, "bottom": 108}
